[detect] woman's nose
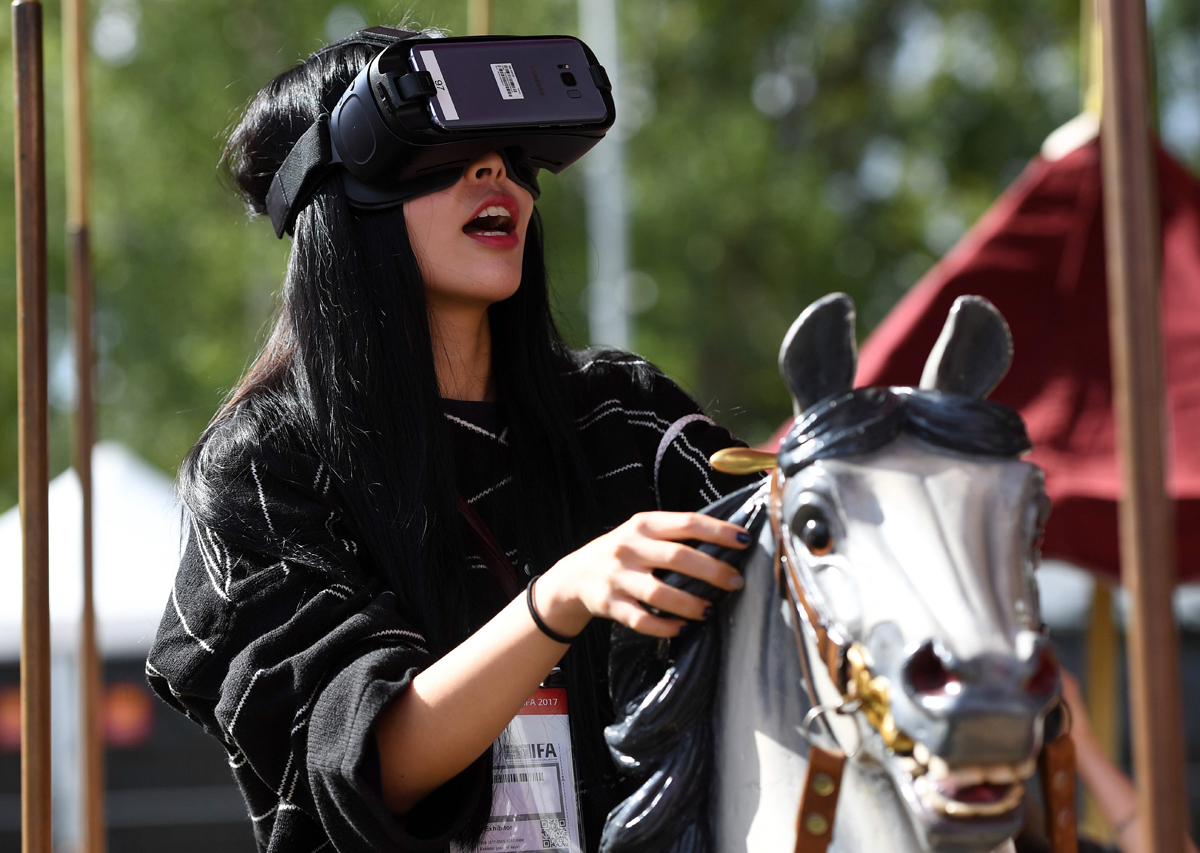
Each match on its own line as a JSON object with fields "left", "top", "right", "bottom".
{"left": 465, "top": 151, "right": 507, "bottom": 186}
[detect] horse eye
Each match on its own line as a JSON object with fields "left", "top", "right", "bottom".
{"left": 793, "top": 511, "right": 833, "bottom": 556}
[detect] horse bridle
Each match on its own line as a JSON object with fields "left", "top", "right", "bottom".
{"left": 764, "top": 467, "right": 1079, "bottom": 853}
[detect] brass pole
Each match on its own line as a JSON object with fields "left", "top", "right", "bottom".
{"left": 63, "top": 0, "right": 105, "bottom": 849}
{"left": 1097, "top": 1, "right": 1188, "bottom": 851}
{"left": 12, "top": 1, "right": 52, "bottom": 851}
{"left": 467, "top": 0, "right": 492, "bottom": 35}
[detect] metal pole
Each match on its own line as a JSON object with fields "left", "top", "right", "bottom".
{"left": 467, "top": 0, "right": 492, "bottom": 36}
{"left": 63, "top": 0, "right": 105, "bottom": 847}
{"left": 579, "top": 0, "right": 629, "bottom": 349}
{"left": 1097, "top": 1, "right": 1188, "bottom": 851}
{"left": 12, "top": 1, "right": 52, "bottom": 851}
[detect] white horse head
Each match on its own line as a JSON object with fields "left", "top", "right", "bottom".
{"left": 602, "top": 294, "right": 1061, "bottom": 853}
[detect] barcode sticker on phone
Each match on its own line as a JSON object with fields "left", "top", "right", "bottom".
{"left": 491, "top": 63, "right": 524, "bottom": 100}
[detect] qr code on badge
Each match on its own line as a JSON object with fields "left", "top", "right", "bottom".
{"left": 539, "top": 818, "right": 569, "bottom": 849}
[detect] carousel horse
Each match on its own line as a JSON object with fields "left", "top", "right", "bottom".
{"left": 601, "top": 294, "right": 1077, "bottom": 853}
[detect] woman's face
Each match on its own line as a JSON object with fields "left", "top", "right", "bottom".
{"left": 404, "top": 151, "right": 535, "bottom": 312}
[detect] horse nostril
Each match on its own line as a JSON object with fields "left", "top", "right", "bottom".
{"left": 904, "top": 642, "right": 959, "bottom": 694}
{"left": 1024, "top": 646, "right": 1059, "bottom": 696}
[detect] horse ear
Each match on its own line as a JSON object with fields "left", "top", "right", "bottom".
{"left": 919, "top": 295, "right": 1013, "bottom": 399}
{"left": 779, "top": 293, "right": 858, "bottom": 416}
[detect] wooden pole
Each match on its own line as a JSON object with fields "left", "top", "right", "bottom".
{"left": 12, "top": 1, "right": 52, "bottom": 851}
{"left": 1097, "top": 2, "right": 1188, "bottom": 852}
{"left": 63, "top": 0, "right": 106, "bottom": 849}
{"left": 1081, "top": 582, "right": 1118, "bottom": 842}
{"left": 467, "top": 0, "right": 492, "bottom": 35}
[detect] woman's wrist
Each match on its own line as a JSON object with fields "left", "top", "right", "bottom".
{"left": 531, "top": 565, "right": 592, "bottom": 639}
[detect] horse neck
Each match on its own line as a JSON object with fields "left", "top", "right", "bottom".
{"left": 713, "top": 540, "right": 926, "bottom": 853}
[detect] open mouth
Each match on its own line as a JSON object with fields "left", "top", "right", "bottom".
{"left": 462, "top": 197, "right": 518, "bottom": 239}
{"left": 898, "top": 743, "right": 1035, "bottom": 819}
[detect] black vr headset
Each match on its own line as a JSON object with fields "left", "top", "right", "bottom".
{"left": 266, "top": 27, "right": 617, "bottom": 238}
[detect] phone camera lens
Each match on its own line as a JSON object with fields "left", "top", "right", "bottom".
{"left": 560, "top": 71, "right": 577, "bottom": 87}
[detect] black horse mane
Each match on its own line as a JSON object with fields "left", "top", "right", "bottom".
{"left": 600, "top": 387, "right": 1031, "bottom": 853}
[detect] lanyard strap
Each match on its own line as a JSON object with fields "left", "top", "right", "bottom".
{"left": 456, "top": 493, "right": 521, "bottom": 599}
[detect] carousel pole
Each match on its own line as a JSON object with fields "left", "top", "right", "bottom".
{"left": 1078, "top": 2, "right": 1119, "bottom": 842}
{"left": 63, "top": 0, "right": 106, "bottom": 849}
{"left": 1096, "top": 1, "right": 1188, "bottom": 851}
{"left": 12, "top": 1, "right": 52, "bottom": 852}
{"left": 467, "top": 0, "right": 492, "bottom": 36}
{"left": 579, "top": 0, "right": 630, "bottom": 348}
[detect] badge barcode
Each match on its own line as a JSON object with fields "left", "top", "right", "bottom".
{"left": 539, "top": 818, "right": 569, "bottom": 849}
{"left": 493, "top": 771, "right": 546, "bottom": 783}
{"left": 490, "top": 63, "right": 524, "bottom": 100}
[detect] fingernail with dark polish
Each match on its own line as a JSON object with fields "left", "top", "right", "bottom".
{"left": 703, "top": 606, "right": 715, "bottom": 620}
{"left": 736, "top": 531, "right": 751, "bottom": 544}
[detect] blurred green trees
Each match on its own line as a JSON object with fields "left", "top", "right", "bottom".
{"left": 1, "top": 0, "right": 1199, "bottom": 508}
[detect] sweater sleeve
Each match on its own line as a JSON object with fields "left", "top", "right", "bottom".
{"left": 146, "top": 452, "right": 486, "bottom": 852}
{"left": 594, "top": 356, "right": 764, "bottom": 512}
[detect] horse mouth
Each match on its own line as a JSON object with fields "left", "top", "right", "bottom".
{"left": 899, "top": 744, "right": 1035, "bottom": 819}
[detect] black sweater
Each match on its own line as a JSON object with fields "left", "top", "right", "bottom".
{"left": 146, "top": 355, "right": 758, "bottom": 852}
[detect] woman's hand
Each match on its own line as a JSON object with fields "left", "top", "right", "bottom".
{"left": 533, "top": 511, "right": 750, "bottom": 639}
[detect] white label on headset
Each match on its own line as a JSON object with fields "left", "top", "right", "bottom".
{"left": 490, "top": 63, "right": 524, "bottom": 100}
{"left": 419, "top": 49, "right": 460, "bottom": 122}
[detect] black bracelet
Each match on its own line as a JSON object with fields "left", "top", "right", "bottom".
{"left": 526, "top": 575, "right": 580, "bottom": 644}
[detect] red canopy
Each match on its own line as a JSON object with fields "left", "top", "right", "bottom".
{"left": 766, "top": 140, "right": 1200, "bottom": 582}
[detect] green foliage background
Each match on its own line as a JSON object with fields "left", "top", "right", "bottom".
{"left": 1, "top": 0, "right": 1199, "bottom": 509}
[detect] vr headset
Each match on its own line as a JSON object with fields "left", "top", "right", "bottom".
{"left": 266, "top": 27, "right": 616, "bottom": 238}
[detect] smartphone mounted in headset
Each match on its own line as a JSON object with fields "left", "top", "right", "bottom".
{"left": 267, "top": 29, "right": 616, "bottom": 238}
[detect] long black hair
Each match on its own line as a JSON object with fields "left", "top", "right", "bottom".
{"left": 179, "top": 29, "right": 616, "bottom": 843}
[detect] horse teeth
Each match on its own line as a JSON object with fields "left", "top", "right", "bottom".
{"left": 913, "top": 742, "right": 931, "bottom": 767}
{"left": 927, "top": 755, "right": 951, "bottom": 780}
{"left": 1015, "top": 758, "right": 1036, "bottom": 779}
{"left": 953, "top": 766, "right": 987, "bottom": 787}
{"left": 985, "top": 764, "right": 1016, "bottom": 784}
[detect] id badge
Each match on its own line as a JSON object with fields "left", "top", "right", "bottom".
{"left": 472, "top": 685, "right": 584, "bottom": 852}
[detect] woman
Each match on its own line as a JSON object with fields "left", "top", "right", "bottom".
{"left": 148, "top": 27, "right": 757, "bottom": 853}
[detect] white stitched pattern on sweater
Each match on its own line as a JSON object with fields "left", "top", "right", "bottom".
{"left": 363, "top": 628, "right": 429, "bottom": 653}
{"left": 315, "top": 583, "right": 353, "bottom": 602}
{"left": 228, "top": 668, "right": 265, "bottom": 737}
{"left": 277, "top": 751, "right": 295, "bottom": 799}
{"left": 286, "top": 760, "right": 301, "bottom": 801}
{"left": 597, "top": 461, "right": 644, "bottom": 480}
{"left": 191, "top": 519, "right": 231, "bottom": 602}
{"left": 575, "top": 398, "right": 625, "bottom": 428}
{"left": 250, "top": 461, "right": 278, "bottom": 539}
{"left": 444, "top": 413, "right": 507, "bottom": 444}
{"left": 251, "top": 802, "right": 280, "bottom": 823}
{"left": 562, "top": 357, "right": 650, "bottom": 375}
{"left": 206, "top": 526, "right": 234, "bottom": 596}
{"left": 467, "top": 476, "right": 513, "bottom": 505}
{"left": 171, "top": 581, "right": 214, "bottom": 654}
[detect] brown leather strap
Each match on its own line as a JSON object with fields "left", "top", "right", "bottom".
{"left": 794, "top": 743, "right": 846, "bottom": 853}
{"left": 456, "top": 494, "right": 521, "bottom": 599}
{"left": 1039, "top": 727, "right": 1079, "bottom": 853}
{"left": 769, "top": 471, "right": 846, "bottom": 693}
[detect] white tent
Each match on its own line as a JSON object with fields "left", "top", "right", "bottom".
{"left": 0, "top": 441, "right": 181, "bottom": 661}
